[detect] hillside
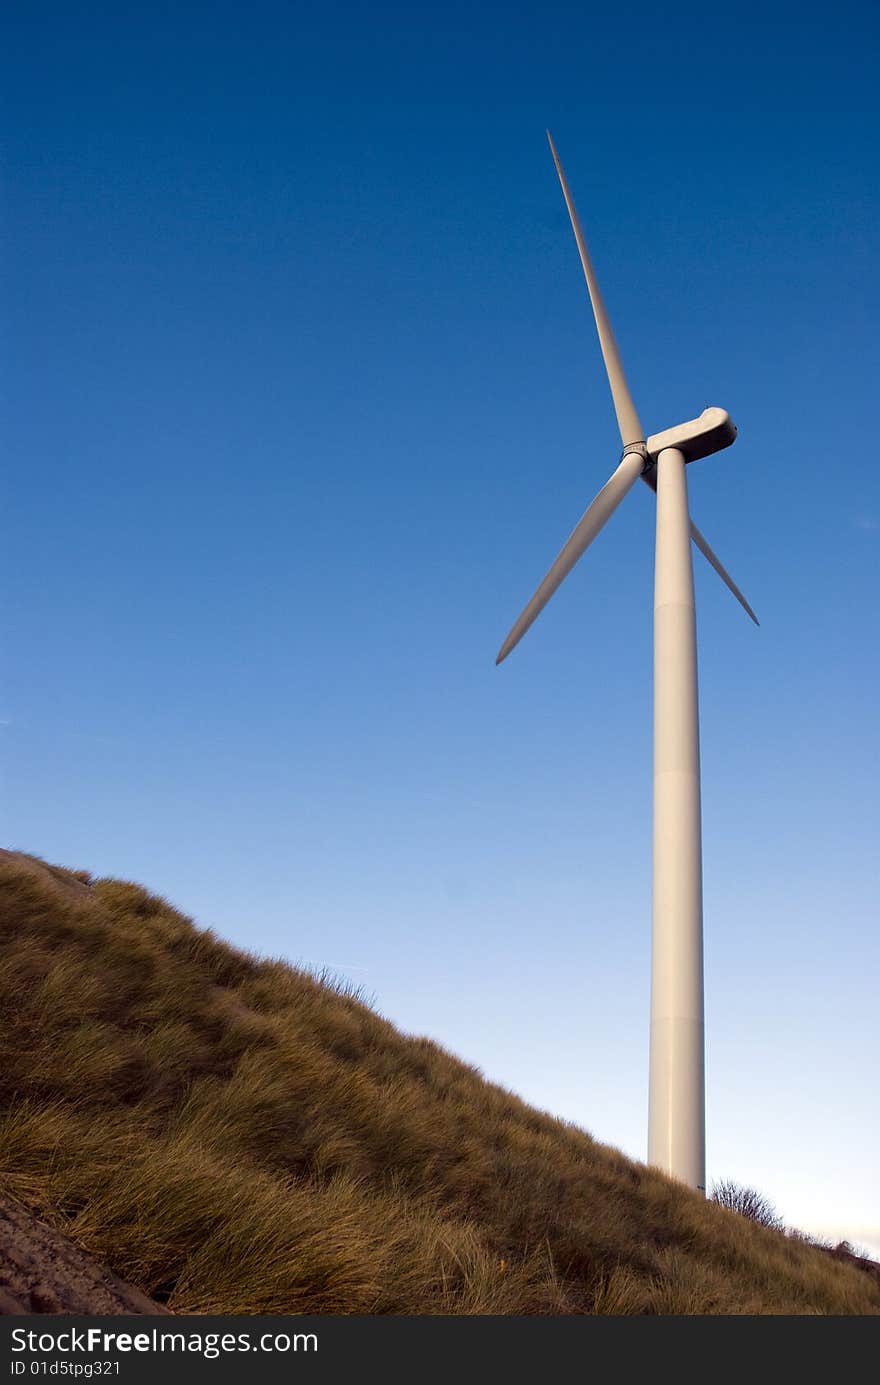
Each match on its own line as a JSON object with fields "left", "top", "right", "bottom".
{"left": 0, "top": 848, "right": 876, "bottom": 1315}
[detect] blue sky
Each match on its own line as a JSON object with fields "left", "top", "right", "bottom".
{"left": 3, "top": 2, "right": 878, "bottom": 1252}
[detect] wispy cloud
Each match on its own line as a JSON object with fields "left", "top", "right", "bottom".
{"left": 298, "top": 959, "right": 370, "bottom": 973}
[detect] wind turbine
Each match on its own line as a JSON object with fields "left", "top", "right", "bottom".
{"left": 496, "top": 133, "right": 757, "bottom": 1194}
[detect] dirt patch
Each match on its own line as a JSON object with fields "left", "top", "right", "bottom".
{"left": 0, "top": 1194, "right": 168, "bottom": 1315}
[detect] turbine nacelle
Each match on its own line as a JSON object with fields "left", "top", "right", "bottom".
{"left": 645, "top": 407, "right": 737, "bottom": 465}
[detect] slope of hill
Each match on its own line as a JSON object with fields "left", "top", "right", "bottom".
{"left": 0, "top": 848, "right": 876, "bottom": 1315}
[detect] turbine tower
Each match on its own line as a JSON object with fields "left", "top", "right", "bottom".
{"left": 496, "top": 133, "right": 757, "bottom": 1193}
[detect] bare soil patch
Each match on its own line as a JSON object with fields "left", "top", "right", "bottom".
{"left": 0, "top": 1193, "right": 168, "bottom": 1315}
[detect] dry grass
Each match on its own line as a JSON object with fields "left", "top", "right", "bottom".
{"left": 0, "top": 849, "right": 877, "bottom": 1315}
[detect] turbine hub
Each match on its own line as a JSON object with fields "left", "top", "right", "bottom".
{"left": 621, "top": 440, "right": 650, "bottom": 468}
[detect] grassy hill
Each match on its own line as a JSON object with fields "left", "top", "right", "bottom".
{"left": 0, "top": 848, "right": 876, "bottom": 1315}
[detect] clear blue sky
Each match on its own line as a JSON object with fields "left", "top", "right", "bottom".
{"left": 3, "top": 2, "right": 878, "bottom": 1252}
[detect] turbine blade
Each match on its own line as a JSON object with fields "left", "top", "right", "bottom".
{"left": 689, "top": 521, "right": 759, "bottom": 625}
{"left": 496, "top": 450, "right": 644, "bottom": 664}
{"left": 547, "top": 131, "right": 643, "bottom": 449}
{"left": 640, "top": 469, "right": 759, "bottom": 624}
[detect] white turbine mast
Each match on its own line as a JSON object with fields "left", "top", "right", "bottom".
{"left": 496, "top": 132, "right": 758, "bottom": 1193}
